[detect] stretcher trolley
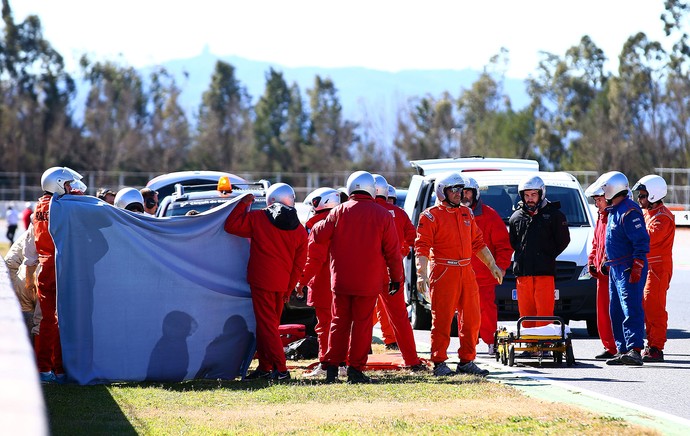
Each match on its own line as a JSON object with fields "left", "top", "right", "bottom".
{"left": 494, "top": 316, "right": 575, "bottom": 367}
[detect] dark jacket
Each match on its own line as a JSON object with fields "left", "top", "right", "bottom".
{"left": 509, "top": 199, "right": 570, "bottom": 277}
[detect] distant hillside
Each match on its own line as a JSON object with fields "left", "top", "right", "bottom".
{"left": 141, "top": 49, "right": 530, "bottom": 143}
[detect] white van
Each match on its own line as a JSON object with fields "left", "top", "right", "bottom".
{"left": 403, "top": 157, "right": 598, "bottom": 336}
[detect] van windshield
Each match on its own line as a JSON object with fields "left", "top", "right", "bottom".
{"left": 164, "top": 198, "right": 267, "bottom": 217}
{"left": 479, "top": 185, "right": 589, "bottom": 226}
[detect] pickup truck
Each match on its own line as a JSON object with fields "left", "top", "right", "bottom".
{"left": 402, "top": 157, "right": 599, "bottom": 336}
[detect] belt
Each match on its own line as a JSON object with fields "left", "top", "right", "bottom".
{"left": 433, "top": 257, "right": 471, "bottom": 267}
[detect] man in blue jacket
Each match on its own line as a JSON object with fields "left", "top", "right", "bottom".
{"left": 599, "top": 171, "right": 650, "bottom": 366}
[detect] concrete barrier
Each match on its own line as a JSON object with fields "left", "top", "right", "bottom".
{"left": 0, "top": 260, "right": 48, "bottom": 435}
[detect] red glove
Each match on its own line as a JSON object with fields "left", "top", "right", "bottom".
{"left": 629, "top": 258, "right": 645, "bottom": 284}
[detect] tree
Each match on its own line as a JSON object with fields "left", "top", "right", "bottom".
{"left": 148, "top": 67, "right": 191, "bottom": 173}
{"left": 662, "top": 0, "right": 690, "bottom": 167}
{"left": 284, "top": 83, "right": 310, "bottom": 172}
{"left": 0, "top": 1, "right": 77, "bottom": 172}
{"left": 252, "top": 67, "right": 292, "bottom": 172}
{"left": 394, "top": 94, "right": 453, "bottom": 161}
{"left": 306, "top": 76, "right": 356, "bottom": 179}
{"left": 191, "top": 60, "right": 253, "bottom": 171}
{"left": 80, "top": 57, "right": 149, "bottom": 172}
{"left": 527, "top": 36, "right": 608, "bottom": 170}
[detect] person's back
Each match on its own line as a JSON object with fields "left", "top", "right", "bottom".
{"left": 223, "top": 183, "right": 307, "bottom": 381}
{"left": 318, "top": 194, "right": 402, "bottom": 294}
{"left": 226, "top": 198, "right": 307, "bottom": 292}
{"left": 311, "top": 171, "right": 403, "bottom": 383}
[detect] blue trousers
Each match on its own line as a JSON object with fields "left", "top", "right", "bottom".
{"left": 608, "top": 263, "right": 646, "bottom": 353}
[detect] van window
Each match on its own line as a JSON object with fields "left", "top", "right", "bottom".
{"left": 480, "top": 185, "right": 589, "bottom": 226}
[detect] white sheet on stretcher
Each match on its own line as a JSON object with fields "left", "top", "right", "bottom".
{"left": 509, "top": 323, "right": 571, "bottom": 337}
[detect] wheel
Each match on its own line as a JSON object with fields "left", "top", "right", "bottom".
{"left": 565, "top": 343, "right": 575, "bottom": 366}
{"left": 586, "top": 317, "right": 599, "bottom": 337}
{"left": 410, "top": 301, "right": 432, "bottom": 330}
{"left": 508, "top": 344, "right": 515, "bottom": 367}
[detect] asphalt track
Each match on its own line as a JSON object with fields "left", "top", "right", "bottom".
{"left": 409, "top": 228, "right": 690, "bottom": 435}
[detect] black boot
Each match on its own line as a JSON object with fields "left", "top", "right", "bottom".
{"left": 325, "top": 365, "right": 338, "bottom": 383}
{"left": 346, "top": 367, "right": 371, "bottom": 384}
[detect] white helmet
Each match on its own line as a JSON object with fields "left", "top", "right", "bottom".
{"left": 463, "top": 176, "right": 480, "bottom": 207}
{"left": 387, "top": 184, "right": 397, "bottom": 199}
{"left": 266, "top": 182, "right": 295, "bottom": 207}
{"left": 114, "top": 187, "right": 145, "bottom": 212}
{"left": 304, "top": 187, "right": 340, "bottom": 212}
{"left": 632, "top": 175, "right": 667, "bottom": 203}
{"left": 518, "top": 175, "right": 546, "bottom": 199}
{"left": 41, "top": 166, "right": 81, "bottom": 195}
{"left": 372, "top": 174, "right": 389, "bottom": 198}
{"left": 346, "top": 171, "right": 376, "bottom": 198}
{"left": 584, "top": 177, "right": 605, "bottom": 198}
{"left": 434, "top": 172, "right": 465, "bottom": 204}
{"left": 599, "top": 171, "right": 629, "bottom": 201}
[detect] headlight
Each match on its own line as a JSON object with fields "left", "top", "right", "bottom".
{"left": 578, "top": 265, "right": 592, "bottom": 280}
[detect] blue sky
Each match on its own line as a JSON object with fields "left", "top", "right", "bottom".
{"left": 13, "top": 0, "right": 673, "bottom": 78}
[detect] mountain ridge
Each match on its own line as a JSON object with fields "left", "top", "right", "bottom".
{"left": 142, "top": 50, "right": 530, "bottom": 139}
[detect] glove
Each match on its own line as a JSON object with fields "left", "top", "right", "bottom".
{"left": 629, "top": 258, "right": 645, "bottom": 284}
{"left": 588, "top": 264, "right": 599, "bottom": 279}
{"left": 600, "top": 264, "right": 609, "bottom": 276}
{"left": 294, "top": 284, "right": 308, "bottom": 300}
{"left": 389, "top": 282, "right": 401, "bottom": 296}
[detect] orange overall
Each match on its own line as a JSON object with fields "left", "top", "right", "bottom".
{"left": 33, "top": 194, "right": 64, "bottom": 375}
{"left": 415, "top": 204, "right": 486, "bottom": 363}
{"left": 642, "top": 204, "right": 675, "bottom": 350}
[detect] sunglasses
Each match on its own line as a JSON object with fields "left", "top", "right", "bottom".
{"left": 637, "top": 194, "right": 648, "bottom": 199}
{"left": 446, "top": 185, "right": 464, "bottom": 193}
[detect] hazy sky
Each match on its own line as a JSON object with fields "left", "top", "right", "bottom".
{"left": 12, "top": 0, "right": 673, "bottom": 78}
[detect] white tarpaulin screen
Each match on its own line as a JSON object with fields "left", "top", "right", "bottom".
{"left": 49, "top": 194, "right": 256, "bottom": 385}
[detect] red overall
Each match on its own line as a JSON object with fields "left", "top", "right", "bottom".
{"left": 415, "top": 203, "right": 486, "bottom": 364}
{"left": 467, "top": 202, "right": 512, "bottom": 346}
{"left": 374, "top": 198, "right": 421, "bottom": 366}
{"left": 312, "top": 194, "right": 402, "bottom": 371}
{"left": 34, "top": 194, "right": 64, "bottom": 375}
{"left": 589, "top": 209, "right": 616, "bottom": 354}
{"left": 642, "top": 204, "right": 675, "bottom": 350}
{"left": 301, "top": 212, "right": 333, "bottom": 361}
{"left": 224, "top": 202, "right": 307, "bottom": 373}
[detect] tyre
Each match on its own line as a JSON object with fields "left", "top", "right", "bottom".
{"left": 410, "top": 301, "right": 432, "bottom": 330}
{"left": 586, "top": 317, "right": 599, "bottom": 338}
{"left": 508, "top": 344, "right": 515, "bottom": 367}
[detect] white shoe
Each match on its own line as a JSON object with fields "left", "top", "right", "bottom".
{"left": 338, "top": 365, "right": 347, "bottom": 378}
{"left": 303, "top": 365, "right": 327, "bottom": 378}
